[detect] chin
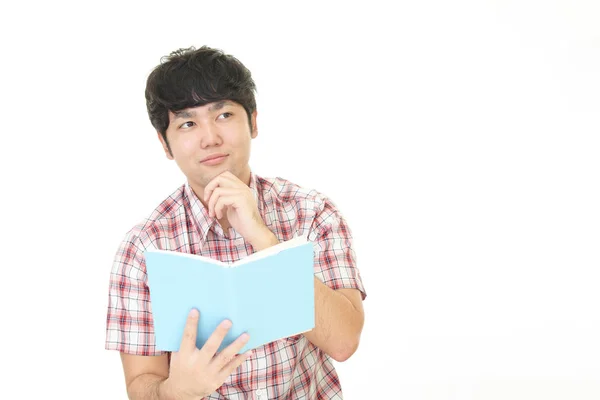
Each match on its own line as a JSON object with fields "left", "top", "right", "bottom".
{"left": 195, "top": 168, "right": 234, "bottom": 185}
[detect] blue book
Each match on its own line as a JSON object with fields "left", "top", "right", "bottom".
{"left": 144, "top": 236, "right": 315, "bottom": 354}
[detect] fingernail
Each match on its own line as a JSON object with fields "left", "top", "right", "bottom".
{"left": 240, "top": 333, "right": 249, "bottom": 341}
{"left": 189, "top": 309, "right": 198, "bottom": 318}
{"left": 222, "top": 320, "right": 232, "bottom": 328}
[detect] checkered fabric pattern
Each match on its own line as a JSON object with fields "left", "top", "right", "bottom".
{"left": 105, "top": 172, "right": 366, "bottom": 399}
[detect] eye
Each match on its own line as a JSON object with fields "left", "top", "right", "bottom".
{"left": 179, "top": 121, "right": 195, "bottom": 129}
{"left": 217, "top": 112, "right": 233, "bottom": 120}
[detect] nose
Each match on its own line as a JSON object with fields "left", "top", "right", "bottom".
{"left": 200, "top": 123, "right": 222, "bottom": 148}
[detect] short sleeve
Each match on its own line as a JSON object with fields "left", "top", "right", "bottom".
{"left": 105, "top": 232, "right": 166, "bottom": 356}
{"left": 308, "top": 198, "right": 367, "bottom": 300}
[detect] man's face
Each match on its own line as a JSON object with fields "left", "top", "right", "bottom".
{"left": 159, "top": 100, "right": 257, "bottom": 190}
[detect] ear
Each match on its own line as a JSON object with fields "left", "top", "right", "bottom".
{"left": 157, "top": 131, "right": 174, "bottom": 160}
{"left": 250, "top": 110, "right": 258, "bottom": 139}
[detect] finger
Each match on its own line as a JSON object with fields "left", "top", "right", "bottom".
{"left": 204, "top": 173, "right": 246, "bottom": 202}
{"left": 204, "top": 173, "right": 239, "bottom": 202}
{"left": 207, "top": 188, "right": 239, "bottom": 218}
{"left": 218, "top": 171, "right": 242, "bottom": 184}
{"left": 200, "top": 319, "right": 233, "bottom": 358}
{"left": 218, "top": 350, "right": 253, "bottom": 380}
{"left": 203, "top": 176, "right": 223, "bottom": 203}
{"left": 204, "top": 174, "right": 235, "bottom": 203}
{"left": 211, "top": 332, "right": 250, "bottom": 371}
{"left": 212, "top": 195, "right": 238, "bottom": 219}
{"left": 179, "top": 309, "right": 200, "bottom": 353}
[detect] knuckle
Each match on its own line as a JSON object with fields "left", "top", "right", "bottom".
{"left": 202, "top": 340, "right": 218, "bottom": 353}
{"left": 218, "top": 352, "right": 233, "bottom": 367}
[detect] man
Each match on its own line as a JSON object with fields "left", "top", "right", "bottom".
{"left": 105, "top": 46, "right": 367, "bottom": 399}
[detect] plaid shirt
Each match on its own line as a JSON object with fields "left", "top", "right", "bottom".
{"left": 105, "top": 172, "right": 366, "bottom": 399}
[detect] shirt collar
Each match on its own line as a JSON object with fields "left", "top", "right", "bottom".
{"left": 248, "top": 170, "right": 259, "bottom": 205}
{"left": 184, "top": 182, "right": 213, "bottom": 243}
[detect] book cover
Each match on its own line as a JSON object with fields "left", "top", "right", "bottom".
{"left": 144, "top": 236, "right": 315, "bottom": 353}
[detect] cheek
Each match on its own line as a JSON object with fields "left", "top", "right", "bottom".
{"left": 182, "top": 140, "right": 196, "bottom": 152}
{"left": 230, "top": 132, "right": 251, "bottom": 150}
{"left": 170, "top": 139, "right": 197, "bottom": 166}
{"left": 174, "top": 137, "right": 197, "bottom": 155}
{"left": 231, "top": 140, "right": 251, "bottom": 162}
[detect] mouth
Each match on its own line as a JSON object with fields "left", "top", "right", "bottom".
{"left": 200, "top": 153, "right": 229, "bottom": 165}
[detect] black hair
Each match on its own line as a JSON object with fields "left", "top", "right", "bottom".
{"left": 145, "top": 46, "right": 257, "bottom": 154}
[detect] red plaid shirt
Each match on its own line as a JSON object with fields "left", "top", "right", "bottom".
{"left": 105, "top": 172, "right": 366, "bottom": 399}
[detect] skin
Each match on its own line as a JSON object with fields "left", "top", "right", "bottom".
{"left": 121, "top": 100, "right": 364, "bottom": 400}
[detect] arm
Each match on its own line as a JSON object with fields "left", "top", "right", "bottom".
{"left": 202, "top": 172, "right": 367, "bottom": 361}
{"left": 120, "top": 353, "right": 174, "bottom": 400}
{"left": 304, "top": 280, "right": 364, "bottom": 362}
{"left": 301, "top": 198, "right": 366, "bottom": 361}
{"left": 120, "top": 312, "right": 252, "bottom": 400}
{"left": 106, "top": 231, "right": 250, "bottom": 399}
{"left": 253, "top": 227, "right": 365, "bottom": 362}
{"left": 106, "top": 234, "right": 178, "bottom": 399}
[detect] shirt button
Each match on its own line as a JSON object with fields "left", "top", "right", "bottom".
{"left": 255, "top": 388, "right": 267, "bottom": 399}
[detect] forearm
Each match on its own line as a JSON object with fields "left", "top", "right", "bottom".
{"left": 247, "top": 226, "right": 280, "bottom": 251}
{"left": 303, "top": 278, "right": 363, "bottom": 362}
{"left": 127, "top": 374, "right": 179, "bottom": 400}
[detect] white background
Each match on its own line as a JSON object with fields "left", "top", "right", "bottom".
{"left": 1, "top": 0, "right": 599, "bottom": 399}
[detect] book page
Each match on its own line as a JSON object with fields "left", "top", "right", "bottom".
{"left": 144, "top": 235, "right": 308, "bottom": 268}
{"left": 234, "top": 235, "right": 308, "bottom": 266}
{"left": 144, "top": 248, "right": 228, "bottom": 266}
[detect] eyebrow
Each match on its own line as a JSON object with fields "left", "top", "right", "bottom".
{"left": 172, "top": 101, "right": 235, "bottom": 121}
{"left": 172, "top": 110, "right": 197, "bottom": 120}
{"left": 208, "top": 100, "right": 234, "bottom": 112}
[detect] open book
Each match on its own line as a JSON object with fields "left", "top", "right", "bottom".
{"left": 144, "top": 236, "right": 315, "bottom": 353}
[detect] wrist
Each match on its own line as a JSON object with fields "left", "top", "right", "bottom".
{"left": 159, "top": 378, "right": 194, "bottom": 400}
{"left": 158, "top": 378, "right": 177, "bottom": 400}
{"left": 161, "top": 378, "right": 212, "bottom": 400}
{"left": 249, "top": 225, "right": 279, "bottom": 251}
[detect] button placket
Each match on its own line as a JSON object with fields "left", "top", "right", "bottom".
{"left": 255, "top": 388, "right": 267, "bottom": 400}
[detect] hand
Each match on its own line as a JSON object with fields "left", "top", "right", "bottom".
{"left": 203, "top": 171, "right": 270, "bottom": 245}
{"left": 166, "top": 309, "right": 251, "bottom": 399}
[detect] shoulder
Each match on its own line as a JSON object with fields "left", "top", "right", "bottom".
{"left": 256, "top": 175, "right": 347, "bottom": 238}
{"left": 256, "top": 175, "right": 330, "bottom": 213}
{"left": 119, "top": 184, "right": 188, "bottom": 252}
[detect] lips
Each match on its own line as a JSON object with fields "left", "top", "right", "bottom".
{"left": 200, "top": 153, "right": 228, "bottom": 163}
